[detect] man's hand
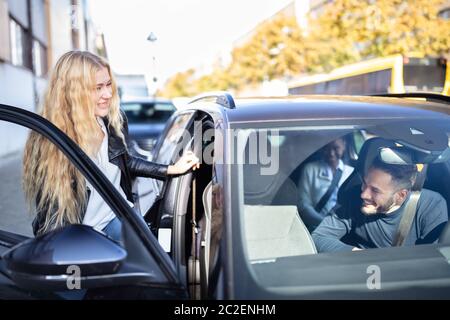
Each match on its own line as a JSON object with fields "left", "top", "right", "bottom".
{"left": 167, "top": 151, "right": 200, "bottom": 175}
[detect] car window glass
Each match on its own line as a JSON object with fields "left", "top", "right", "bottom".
{"left": 237, "top": 127, "right": 354, "bottom": 260}
{"left": 121, "top": 102, "right": 175, "bottom": 123}
{"left": 156, "top": 113, "right": 194, "bottom": 165}
{"left": 0, "top": 121, "right": 33, "bottom": 237}
{"left": 0, "top": 116, "right": 177, "bottom": 299}
{"left": 150, "top": 112, "right": 195, "bottom": 192}
{"left": 234, "top": 119, "right": 450, "bottom": 290}
{"left": 0, "top": 120, "right": 129, "bottom": 243}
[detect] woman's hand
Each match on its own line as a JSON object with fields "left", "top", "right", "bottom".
{"left": 167, "top": 151, "right": 200, "bottom": 175}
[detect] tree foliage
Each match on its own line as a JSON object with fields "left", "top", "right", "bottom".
{"left": 228, "top": 15, "right": 307, "bottom": 84}
{"left": 160, "top": 0, "right": 450, "bottom": 98}
{"left": 309, "top": 0, "right": 450, "bottom": 72}
{"left": 157, "top": 68, "right": 196, "bottom": 97}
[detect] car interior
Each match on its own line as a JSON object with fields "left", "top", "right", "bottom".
{"left": 242, "top": 131, "right": 317, "bottom": 260}
{"left": 242, "top": 123, "right": 450, "bottom": 299}
{"left": 239, "top": 129, "right": 356, "bottom": 262}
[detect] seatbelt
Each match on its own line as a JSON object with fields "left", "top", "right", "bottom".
{"left": 392, "top": 164, "right": 427, "bottom": 246}
{"left": 392, "top": 191, "right": 421, "bottom": 246}
{"left": 315, "top": 168, "right": 342, "bottom": 213}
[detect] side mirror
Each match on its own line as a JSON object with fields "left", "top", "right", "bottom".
{"left": 2, "top": 224, "right": 126, "bottom": 291}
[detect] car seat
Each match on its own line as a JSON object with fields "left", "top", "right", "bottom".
{"left": 244, "top": 205, "right": 317, "bottom": 260}
{"left": 243, "top": 132, "right": 298, "bottom": 206}
{"left": 241, "top": 132, "right": 317, "bottom": 259}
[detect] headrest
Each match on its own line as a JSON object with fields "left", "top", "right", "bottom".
{"left": 243, "top": 132, "right": 277, "bottom": 195}
{"left": 355, "top": 137, "right": 397, "bottom": 176}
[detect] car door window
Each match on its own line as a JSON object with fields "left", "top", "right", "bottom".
{"left": 0, "top": 120, "right": 126, "bottom": 240}
{"left": 133, "top": 112, "right": 196, "bottom": 216}
{"left": 0, "top": 121, "right": 34, "bottom": 237}
{"left": 0, "top": 108, "right": 180, "bottom": 299}
{"left": 153, "top": 112, "right": 196, "bottom": 188}
{"left": 0, "top": 120, "right": 128, "bottom": 299}
{"left": 155, "top": 112, "right": 196, "bottom": 164}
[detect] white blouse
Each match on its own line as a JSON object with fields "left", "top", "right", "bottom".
{"left": 82, "top": 117, "right": 134, "bottom": 231}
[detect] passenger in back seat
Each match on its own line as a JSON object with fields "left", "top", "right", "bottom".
{"left": 298, "top": 137, "right": 353, "bottom": 232}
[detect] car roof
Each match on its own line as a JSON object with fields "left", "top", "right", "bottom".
{"left": 217, "top": 95, "right": 450, "bottom": 124}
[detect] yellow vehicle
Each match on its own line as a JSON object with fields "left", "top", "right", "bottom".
{"left": 288, "top": 54, "right": 450, "bottom": 96}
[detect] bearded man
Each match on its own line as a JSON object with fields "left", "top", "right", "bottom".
{"left": 312, "top": 158, "right": 448, "bottom": 252}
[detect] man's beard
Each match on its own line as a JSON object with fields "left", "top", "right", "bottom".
{"left": 361, "top": 196, "right": 396, "bottom": 216}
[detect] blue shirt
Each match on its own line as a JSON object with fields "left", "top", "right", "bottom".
{"left": 312, "top": 188, "right": 448, "bottom": 252}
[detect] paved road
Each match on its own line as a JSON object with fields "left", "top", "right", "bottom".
{"left": 0, "top": 153, "right": 33, "bottom": 237}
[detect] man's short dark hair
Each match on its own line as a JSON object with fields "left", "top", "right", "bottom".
{"left": 370, "top": 157, "right": 418, "bottom": 190}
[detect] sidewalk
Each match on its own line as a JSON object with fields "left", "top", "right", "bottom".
{"left": 0, "top": 151, "right": 33, "bottom": 236}
{"left": 0, "top": 151, "right": 22, "bottom": 167}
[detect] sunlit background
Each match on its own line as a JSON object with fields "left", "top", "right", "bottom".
{"left": 0, "top": 0, "right": 449, "bottom": 110}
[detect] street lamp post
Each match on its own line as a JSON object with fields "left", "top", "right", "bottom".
{"left": 147, "top": 32, "right": 158, "bottom": 84}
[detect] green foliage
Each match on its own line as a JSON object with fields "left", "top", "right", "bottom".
{"left": 160, "top": 0, "right": 450, "bottom": 98}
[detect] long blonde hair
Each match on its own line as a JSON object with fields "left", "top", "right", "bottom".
{"left": 23, "top": 51, "right": 125, "bottom": 234}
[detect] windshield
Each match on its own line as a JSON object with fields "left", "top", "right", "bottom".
{"left": 232, "top": 118, "right": 450, "bottom": 288}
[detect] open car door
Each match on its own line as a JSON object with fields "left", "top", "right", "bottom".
{"left": 0, "top": 104, "right": 188, "bottom": 299}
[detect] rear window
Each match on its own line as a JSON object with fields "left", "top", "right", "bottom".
{"left": 121, "top": 102, "right": 175, "bottom": 123}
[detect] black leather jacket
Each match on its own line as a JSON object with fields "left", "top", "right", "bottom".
{"left": 32, "top": 113, "right": 168, "bottom": 236}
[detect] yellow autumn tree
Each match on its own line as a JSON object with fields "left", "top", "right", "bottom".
{"left": 158, "top": 69, "right": 196, "bottom": 98}
{"left": 307, "top": 0, "right": 450, "bottom": 72}
{"left": 161, "top": 0, "right": 450, "bottom": 96}
{"left": 227, "top": 14, "right": 307, "bottom": 86}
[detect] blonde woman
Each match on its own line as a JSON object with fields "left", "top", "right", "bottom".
{"left": 23, "top": 51, "right": 199, "bottom": 241}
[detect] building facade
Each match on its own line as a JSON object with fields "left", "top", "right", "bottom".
{"left": 0, "top": 0, "right": 106, "bottom": 157}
